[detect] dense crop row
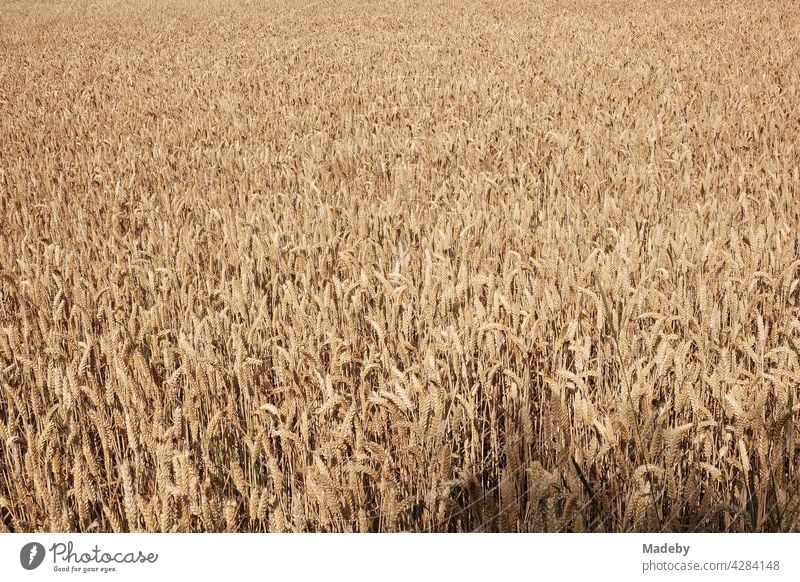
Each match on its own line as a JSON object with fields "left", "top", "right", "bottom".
{"left": 1, "top": 0, "right": 799, "bottom": 531}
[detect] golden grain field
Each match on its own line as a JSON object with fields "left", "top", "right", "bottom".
{"left": 1, "top": 0, "right": 799, "bottom": 532}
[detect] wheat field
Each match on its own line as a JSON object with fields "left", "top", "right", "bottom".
{"left": 1, "top": 0, "right": 799, "bottom": 533}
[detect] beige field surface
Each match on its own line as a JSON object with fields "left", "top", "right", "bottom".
{"left": 1, "top": 0, "right": 799, "bottom": 532}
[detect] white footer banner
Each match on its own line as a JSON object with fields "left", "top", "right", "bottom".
{"left": 1, "top": 534, "right": 798, "bottom": 581}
